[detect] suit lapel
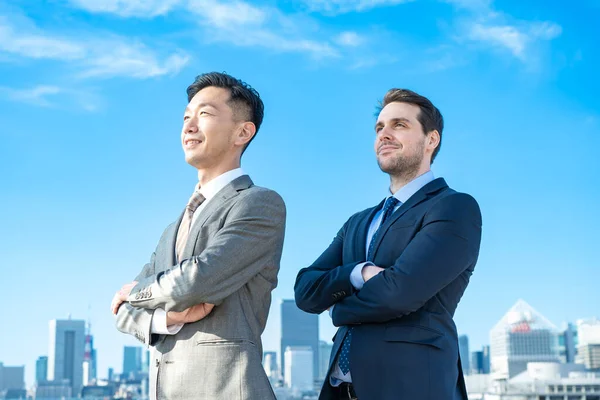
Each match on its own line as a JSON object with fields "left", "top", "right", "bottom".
{"left": 354, "top": 201, "right": 384, "bottom": 260}
{"left": 181, "top": 175, "right": 254, "bottom": 260}
{"left": 168, "top": 211, "right": 185, "bottom": 265}
{"left": 369, "top": 178, "right": 448, "bottom": 260}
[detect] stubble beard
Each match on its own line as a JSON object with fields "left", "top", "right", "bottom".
{"left": 377, "top": 140, "right": 425, "bottom": 183}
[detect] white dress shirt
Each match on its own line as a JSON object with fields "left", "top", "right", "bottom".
{"left": 150, "top": 168, "right": 246, "bottom": 335}
{"left": 330, "top": 170, "right": 435, "bottom": 385}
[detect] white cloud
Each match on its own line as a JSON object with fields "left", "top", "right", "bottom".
{"left": 0, "top": 18, "right": 85, "bottom": 59}
{"left": 0, "top": 84, "right": 104, "bottom": 110}
{"left": 0, "top": 85, "right": 62, "bottom": 107}
{"left": 334, "top": 31, "right": 365, "bottom": 47}
{"left": 186, "top": 0, "right": 340, "bottom": 59}
{"left": 80, "top": 42, "right": 190, "bottom": 78}
{"left": 469, "top": 23, "right": 527, "bottom": 57}
{"left": 67, "top": 0, "right": 182, "bottom": 17}
{"left": 303, "top": 0, "right": 413, "bottom": 14}
{"left": 0, "top": 16, "right": 189, "bottom": 79}
{"left": 190, "top": 0, "right": 267, "bottom": 28}
{"left": 467, "top": 21, "right": 562, "bottom": 60}
{"left": 64, "top": 0, "right": 344, "bottom": 59}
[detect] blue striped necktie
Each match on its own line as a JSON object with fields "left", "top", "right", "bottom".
{"left": 338, "top": 196, "right": 400, "bottom": 375}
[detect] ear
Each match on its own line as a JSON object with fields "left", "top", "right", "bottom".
{"left": 234, "top": 122, "right": 256, "bottom": 148}
{"left": 427, "top": 130, "right": 440, "bottom": 153}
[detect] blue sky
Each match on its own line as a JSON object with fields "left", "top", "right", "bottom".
{"left": 1, "top": 0, "right": 598, "bottom": 388}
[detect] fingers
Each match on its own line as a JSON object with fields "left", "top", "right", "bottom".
{"left": 111, "top": 293, "right": 124, "bottom": 315}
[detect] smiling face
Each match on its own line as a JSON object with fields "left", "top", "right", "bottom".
{"left": 374, "top": 102, "right": 434, "bottom": 180}
{"left": 181, "top": 86, "right": 244, "bottom": 172}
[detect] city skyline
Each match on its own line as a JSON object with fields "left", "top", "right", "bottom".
{"left": 1, "top": 0, "right": 598, "bottom": 390}
{"left": 3, "top": 298, "right": 598, "bottom": 389}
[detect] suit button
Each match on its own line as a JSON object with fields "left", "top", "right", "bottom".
{"left": 155, "top": 359, "right": 159, "bottom": 367}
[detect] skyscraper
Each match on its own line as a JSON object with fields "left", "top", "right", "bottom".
{"left": 559, "top": 322, "right": 578, "bottom": 363}
{"left": 471, "top": 345, "right": 491, "bottom": 374}
{"left": 318, "top": 341, "right": 333, "bottom": 381}
{"left": 280, "top": 299, "right": 319, "bottom": 380}
{"left": 48, "top": 318, "right": 86, "bottom": 395}
{"left": 83, "top": 322, "right": 97, "bottom": 385}
{"left": 458, "top": 335, "right": 470, "bottom": 375}
{"left": 490, "top": 300, "right": 560, "bottom": 379}
{"left": 284, "top": 346, "right": 314, "bottom": 391}
{"left": 262, "top": 351, "right": 279, "bottom": 383}
{"left": 123, "top": 346, "right": 143, "bottom": 377}
{"left": 36, "top": 356, "right": 48, "bottom": 384}
{"left": 0, "top": 363, "right": 25, "bottom": 391}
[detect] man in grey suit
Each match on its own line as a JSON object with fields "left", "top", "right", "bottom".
{"left": 110, "top": 72, "right": 286, "bottom": 400}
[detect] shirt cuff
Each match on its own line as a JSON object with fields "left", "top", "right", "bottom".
{"left": 151, "top": 308, "right": 184, "bottom": 335}
{"left": 350, "top": 262, "right": 373, "bottom": 290}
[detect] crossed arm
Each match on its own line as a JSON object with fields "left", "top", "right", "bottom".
{"left": 295, "top": 193, "right": 482, "bottom": 325}
{"left": 113, "top": 190, "right": 286, "bottom": 342}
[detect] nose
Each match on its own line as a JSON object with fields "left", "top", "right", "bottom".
{"left": 376, "top": 125, "right": 393, "bottom": 142}
{"left": 183, "top": 116, "right": 198, "bottom": 134}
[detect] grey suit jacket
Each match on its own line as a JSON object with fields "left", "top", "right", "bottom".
{"left": 115, "top": 175, "right": 286, "bottom": 400}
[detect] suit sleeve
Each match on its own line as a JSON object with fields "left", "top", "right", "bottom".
{"left": 294, "top": 218, "right": 360, "bottom": 314}
{"left": 128, "top": 190, "right": 286, "bottom": 312}
{"left": 115, "top": 253, "right": 158, "bottom": 347}
{"left": 332, "top": 193, "right": 482, "bottom": 326}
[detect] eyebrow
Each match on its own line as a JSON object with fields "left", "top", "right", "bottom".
{"left": 375, "top": 117, "right": 412, "bottom": 130}
{"left": 184, "top": 102, "right": 219, "bottom": 113}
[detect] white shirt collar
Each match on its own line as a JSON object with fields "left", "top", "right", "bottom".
{"left": 392, "top": 170, "right": 435, "bottom": 204}
{"left": 195, "top": 168, "right": 245, "bottom": 201}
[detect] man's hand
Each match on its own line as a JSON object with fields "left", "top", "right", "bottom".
{"left": 167, "top": 303, "right": 215, "bottom": 326}
{"left": 111, "top": 281, "right": 138, "bottom": 315}
{"left": 362, "top": 265, "right": 385, "bottom": 282}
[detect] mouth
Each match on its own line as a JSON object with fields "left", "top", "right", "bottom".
{"left": 377, "top": 145, "right": 400, "bottom": 155}
{"left": 184, "top": 138, "right": 203, "bottom": 148}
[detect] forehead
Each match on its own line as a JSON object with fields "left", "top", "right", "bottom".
{"left": 377, "top": 102, "right": 421, "bottom": 123}
{"left": 188, "top": 86, "right": 231, "bottom": 107}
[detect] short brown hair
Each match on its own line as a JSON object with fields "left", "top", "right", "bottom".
{"left": 378, "top": 89, "right": 444, "bottom": 163}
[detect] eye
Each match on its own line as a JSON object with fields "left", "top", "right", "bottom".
{"left": 395, "top": 122, "right": 406, "bottom": 128}
{"left": 199, "top": 110, "right": 210, "bottom": 116}
{"left": 183, "top": 116, "right": 190, "bottom": 121}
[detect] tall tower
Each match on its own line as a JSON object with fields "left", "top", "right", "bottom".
{"left": 48, "top": 318, "right": 86, "bottom": 395}
{"left": 280, "top": 299, "right": 319, "bottom": 380}
{"left": 83, "top": 320, "right": 97, "bottom": 385}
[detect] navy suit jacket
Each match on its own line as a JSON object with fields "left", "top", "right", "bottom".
{"left": 295, "top": 178, "right": 482, "bottom": 400}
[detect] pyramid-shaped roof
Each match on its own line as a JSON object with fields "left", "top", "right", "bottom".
{"left": 491, "top": 299, "right": 558, "bottom": 334}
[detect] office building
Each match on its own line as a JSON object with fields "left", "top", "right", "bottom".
{"left": 48, "top": 318, "right": 85, "bottom": 395}
{"left": 490, "top": 299, "right": 560, "bottom": 379}
{"left": 280, "top": 299, "right": 319, "bottom": 380}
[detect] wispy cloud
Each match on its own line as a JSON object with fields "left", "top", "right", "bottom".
{"left": 186, "top": 0, "right": 340, "bottom": 59}
{"left": 0, "top": 15, "right": 189, "bottom": 79}
{"left": 67, "top": 0, "right": 182, "bottom": 17}
{"left": 302, "top": 0, "right": 413, "bottom": 14}
{"left": 334, "top": 31, "right": 365, "bottom": 47}
{"left": 0, "top": 85, "right": 62, "bottom": 107}
{"left": 0, "top": 84, "right": 102, "bottom": 111}
{"left": 80, "top": 41, "right": 189, "bottom": 78}
{"left": 466, "top": 21, "right": 562, "bottom": 60}
{"left": 0, "top": 18, "right": 84, "bottom": 59}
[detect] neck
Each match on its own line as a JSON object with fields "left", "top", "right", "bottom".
{"left": 197, "top": 159, "right": 240, "bottom": 187}
{"left": 389, "top": 167, "right": 430, "bottom": 194}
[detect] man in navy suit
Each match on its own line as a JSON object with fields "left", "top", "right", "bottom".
{"left": 295, "top": 89, "right": 482, "bottom": 400}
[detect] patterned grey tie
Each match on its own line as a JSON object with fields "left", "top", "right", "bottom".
{"left": 175, "top": 189, "right": 206, "bottom": 262}
{"left": 338, "top": 196, "right": 401, "bottom": 375}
